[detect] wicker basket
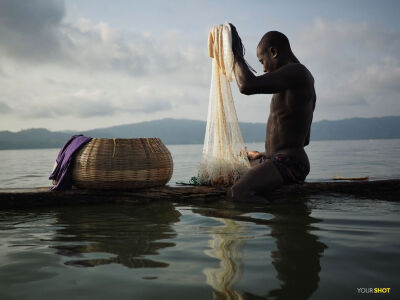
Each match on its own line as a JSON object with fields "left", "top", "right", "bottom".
{"left": 72, "top": 138, "right": 173, "bottom": 189}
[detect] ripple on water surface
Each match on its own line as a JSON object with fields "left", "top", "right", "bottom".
{"left": 0, "top": 196, "right": 399, "bottom": 299}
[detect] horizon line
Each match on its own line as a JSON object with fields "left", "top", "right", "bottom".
{"left": 1, "top": 115, "right": 399, "bottom": 134}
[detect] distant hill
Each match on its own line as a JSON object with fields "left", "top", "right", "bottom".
{"left": 311, "top": 116, "right": 400, "bottom": 140}
{"left": 0, "top": 128, "right": 71, "bottom": 150}
{"left": 0, "top": 116, "right": 399, "bottom": 150}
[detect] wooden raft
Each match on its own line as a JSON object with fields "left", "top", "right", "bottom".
{"left": 0, "top": 179, "right": 399, "bottom": 209}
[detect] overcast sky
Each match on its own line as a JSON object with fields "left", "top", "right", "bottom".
{"left": 0, "top": 0, "right": 399, "bottom": 131}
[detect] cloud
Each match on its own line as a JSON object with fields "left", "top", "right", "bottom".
{"left": 0, "top": 0, "right": 65, "bottom": 62}
{"left": 293, "top": 18, "right": 400, "bottom": 119}
{"left": 0, "top": 2, "right": 399, "bottom": 130}
{"left": 12, "top": 87, "right": 176, "bottom": 119}
{"left": 351, "top": 57, "right": 400, "bottom": 93}
{"left": 131, "top": 100, "right": 173, "bottom": 114}
{"left": 59, "top": 20, "right": 209, "bottom": 82}
{"left": 13, "top": 91, "right": 117, "bottom": 119}
{"left": 296, "top": 18, "right": 400, "bottom": 64}
{"left": 0, "top": 101, "right": 11, "bottom": 114}
{"left": 0, "top": 1, "right": 208, "bottom": 78}
{"left": 0, "top": 0, "right": 208, "bottom": 128}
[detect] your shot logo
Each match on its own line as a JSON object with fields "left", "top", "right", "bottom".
{"left": 357, "top": 288, "right": 391, "bottom": 294}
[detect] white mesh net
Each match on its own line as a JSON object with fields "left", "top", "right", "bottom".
{"left": 198, "top": 23, "right": 250, "bottom": 186}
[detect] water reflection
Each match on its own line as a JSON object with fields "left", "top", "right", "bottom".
{"left": 203, "top": 218, "right": 248, "bottom": 300}
{"left": 196, "top": 199, "right": 327, "bottom": 299}
{"left": 50, "top": 202, "right": 180, "bottom": 268}
{"left": 266, "top": 200, "right": 327, "bottom": 300}
{"left": 4, "top": 199, "right": 327, "bottom": 298}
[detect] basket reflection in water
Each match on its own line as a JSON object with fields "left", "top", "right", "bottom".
{"left": 72, "top": 138, "right": 173, "bottom": 189}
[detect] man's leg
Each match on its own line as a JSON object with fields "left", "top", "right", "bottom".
{"left": 229, "top": 160, "right": 284, "bottom": 202}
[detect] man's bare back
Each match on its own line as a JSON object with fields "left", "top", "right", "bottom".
{"left": 229, "top": 30, "right": 316, "bottom": 202}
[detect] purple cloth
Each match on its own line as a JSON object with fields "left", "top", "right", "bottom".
{"left": 49, "top": 135, "right": 92, "bottom": 190}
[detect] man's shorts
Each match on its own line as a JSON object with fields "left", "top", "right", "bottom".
{"left": 258, "top": 154, "right": 309, "bottom": 184}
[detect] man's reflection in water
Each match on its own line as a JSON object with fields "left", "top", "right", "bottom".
{"left": 265, "top": 200, "right": 327, "bottom": 300}
{"left": 50, "top": 202, "right": 180, "bottom": 268}
{"left": 196, "top": 198, "right": 327, "bottom": 300}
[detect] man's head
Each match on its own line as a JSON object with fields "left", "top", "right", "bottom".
{"left": 257, "top": 31, "right": 297, "bottom": 73}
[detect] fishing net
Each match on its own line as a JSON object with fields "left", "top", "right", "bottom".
{"left": 197, "top": 23, "right": 250, "bottom": 186}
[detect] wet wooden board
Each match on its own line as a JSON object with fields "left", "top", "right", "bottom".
{"left": 0, "top": 186, "right": 226, "bottom": 208}
{"left": 0, "top": 179, "right": 399, "bottom": 208}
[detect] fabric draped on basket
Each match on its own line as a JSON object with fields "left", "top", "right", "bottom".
{"left": 49, "top": 135, "right": 92, "bottom": 190}
{"left": 197, "top": 23, "right": 250, "bottom": 187}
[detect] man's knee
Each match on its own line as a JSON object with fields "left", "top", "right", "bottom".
{"left": 229, "top": 181, "right": 251, "bottom": 201}
{"left": 229, "top": 184, "right": 240, "bottom": 201}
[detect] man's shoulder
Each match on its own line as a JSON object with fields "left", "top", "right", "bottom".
{"left": 278, "top": 63, "right": 314, "bottom": 87}
{"left": 299, "top": 63, "right": 314, "bottom": 79}
{"left": 284, "top": 63, "right": 312, "bottom": 76}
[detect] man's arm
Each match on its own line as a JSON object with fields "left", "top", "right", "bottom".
{"left": 304, "top": 128, "right": 310, "bottom": 146}
{"left": 234, "top": 58, "right": 308, "bottom": 95}
{"left": 304, "top": 91, "right": 316, "bottom": 146}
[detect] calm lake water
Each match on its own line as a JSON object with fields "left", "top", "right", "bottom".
{"left": 0, "top": 139, "right": 400, "bottom": 299}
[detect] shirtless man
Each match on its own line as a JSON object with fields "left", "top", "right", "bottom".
{"left": 230, "top": 30, "right": 316, "bottom": 202}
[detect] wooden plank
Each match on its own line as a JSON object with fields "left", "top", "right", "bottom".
{"left": 0, "top": 179, "right": 399, "bottom": 208}
{"left": 0, "top": 186, "right": 226, "bottom": 208}
{"left": 265, "top": 179, "right": 400, "bottom": 202}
